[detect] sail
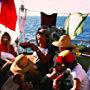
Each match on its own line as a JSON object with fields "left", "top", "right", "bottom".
{"left": 64, "top": 13, "right": 88, "bottom": 39}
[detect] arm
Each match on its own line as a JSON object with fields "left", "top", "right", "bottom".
{"left": 1, "top": 52, "right": 15, "bottom": 62}
{"left": 46, "top": 68, "right": 57, "bottom": 79}
{"left": 26, "top": 43, "right": 52, "bottom": 63}
{"left": 20, "top": 42, "right": 52, "bottom": 63}
{"left": 53, "top": 73, "right": 63, "bottom": 89}
{"left": 9, "top": 45, "right": 17, "bottom": 57}
{"left": 70, "top": 78, "right": 80, "bottom": 90}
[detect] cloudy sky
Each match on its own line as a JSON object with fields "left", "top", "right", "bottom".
{"left": 15, "top": 0, "right": 90, "bottom": 15}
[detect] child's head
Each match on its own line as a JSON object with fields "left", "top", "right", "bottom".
{"left": 54, "top": 50, "right": 77, "bottom": 71}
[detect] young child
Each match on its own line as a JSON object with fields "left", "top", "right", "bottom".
{"left": 40, "top": 35, "right": 90, "bottom": 90}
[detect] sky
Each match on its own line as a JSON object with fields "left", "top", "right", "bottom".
{"left": 15, "top": 0, "right": 90, "bottom": 15}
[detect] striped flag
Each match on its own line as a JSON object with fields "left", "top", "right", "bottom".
{"left": 19, "top": 11, "right": 26, "bottom": 33}
{"left": 0, "top": 0, "right": 19, "bottom": 44}
{"left": 64, "top": 13, "right": 88, "bottom": 39}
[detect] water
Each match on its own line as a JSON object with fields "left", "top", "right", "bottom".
{"left": 19, "top": 16, "right": 90, "bottom": 53}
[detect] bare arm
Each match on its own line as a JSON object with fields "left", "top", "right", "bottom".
{"left": 71, "top": 78, "right": 80, "bottom": 90}
{"left": 20, "top": 42, "right": 52, "bottom": 63}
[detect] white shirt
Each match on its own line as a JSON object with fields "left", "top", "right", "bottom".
{"left": 71, "top": 63, "right": 90, "bottom": 90}
{"left": 33, "top": 47, "right": 48, "bottom": 59}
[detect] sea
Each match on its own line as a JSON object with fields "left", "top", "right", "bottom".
{"left": 18, "top": 16, "right": 90, "bottom": 53}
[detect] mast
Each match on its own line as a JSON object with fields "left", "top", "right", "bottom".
{"left": 19, "top": 4, "right": 27, "bottom": 53}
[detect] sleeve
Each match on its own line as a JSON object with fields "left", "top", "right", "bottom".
{"left": 9, "top": 45, "right": 17, "bottom": 57}
{"left": 71, "top": 64, "right": 84, "bottom": 82}
{"left": 0, "top": 44, "right": 3, "bottom": 56}
{"left": 1, "top": 52, "right": 15, "bottom": 59}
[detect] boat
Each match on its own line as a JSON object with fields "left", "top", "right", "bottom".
{"left": 0, "top": 0, "right": 90, "bottom": 89}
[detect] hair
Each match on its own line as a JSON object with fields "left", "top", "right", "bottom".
{"left": 65, "top": 60, "right": 77, "bottom": 70}
{"left": 1, "top": 32, "right": 11, "bottom": 43}
{"left": 35, "top": 25, "right": 50, "bottom": 46}
{"left": 66, "top": 47, "right": 74, "bottom": 51}
{"left": 37, "top": 25, "right": 48, "bottom": 30}
{"left": 59, "top": 28, "right": 66, "bottom": 36}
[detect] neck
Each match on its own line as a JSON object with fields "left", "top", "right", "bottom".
{"left": 39, "top": 43, "right": 47, "bottom": 48}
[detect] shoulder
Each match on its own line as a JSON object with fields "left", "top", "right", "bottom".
{"left": 0, "top": 44, "right": 3, "bottom": 47}
{"left": 71, "top": 64, "right": 88, "bottom": 81}
{"left": 10, "top": 45, "right": 14, "bottom": 48}
{"left": 47, "top": 44, "right": 59, "bottom": 52}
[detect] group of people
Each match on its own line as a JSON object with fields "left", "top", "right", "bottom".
{"left": 0, "top": 26, "right": 90, "bottom": 90}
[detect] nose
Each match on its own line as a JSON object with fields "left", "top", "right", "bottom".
{"left": 3, "top": 38, "right": 9, "bottom": 41}
{"left": 36, "top": 34, "right": 42, "bottom": 39}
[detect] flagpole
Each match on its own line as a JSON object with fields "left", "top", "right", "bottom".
{"left": 19, "top": 4, "right": 27, "bottom": 53}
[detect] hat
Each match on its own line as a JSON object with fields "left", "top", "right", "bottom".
{"left": 52, "top": 35, "right": 72, "bottom": 47}
{"left": 10, "top": 54, "right": 33, "bottom": 75}
{"left": 55, "top": 50, "right": 76, "bottom": 65}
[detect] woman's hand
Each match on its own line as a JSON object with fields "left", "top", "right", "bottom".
{"left": 20, "top": 42, "right": 32, "bottom": 48}
{"left": 20, "top": 42, "right": 38, "bottom": 51}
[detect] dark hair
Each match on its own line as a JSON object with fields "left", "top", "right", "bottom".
{"left": 59, "top": 28, "right": 66, "bottom": 36}
{"left": 65, "top": 60, "right": 77, "bottom": 70}
{"left": 37, "top": 25, "right": 48, "bottom": 30}
{"left": 36, "top": 26, "right": 50, "bottom": 46}
{"left": 1, "top": 32, "right": 11, "bottom": 43}
{"left": 66, "top": 47, "right": 74, "bottom": 51}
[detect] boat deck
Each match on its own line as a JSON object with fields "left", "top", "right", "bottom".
{"left": 77, "top": 55, "right": 90, "bottom": 72}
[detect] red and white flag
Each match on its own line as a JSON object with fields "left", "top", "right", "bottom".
{"left": 0, "top": 0, "right": 17, "bottom": 30}
{"left": 0, "top": 0, "right": 20, "bottom": 44}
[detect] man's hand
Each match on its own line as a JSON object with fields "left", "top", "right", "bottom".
{"left": 20, "top": 42, "right": 31, "bottom": 48}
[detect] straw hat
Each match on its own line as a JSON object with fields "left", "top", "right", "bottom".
{"left": 10, "top": 54, "right": 41, "bottom": 76}
{"left": 10, "top": 54, "right": 33, "bottom": 75}
{"left": 52, "top": 35, "right": 72, "bottom": 47}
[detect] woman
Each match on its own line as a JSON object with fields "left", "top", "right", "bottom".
{"left": 0, "top": 32, "right": 17, "bottom": 61}
{"left": 10, "top": 26, "right": 59, "bottom": 89}
{"left": 0, "top": 32, "right": 17, "bottom": 88}
{"left": 52, "top": 35, "right": 90, "bottom": 90}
